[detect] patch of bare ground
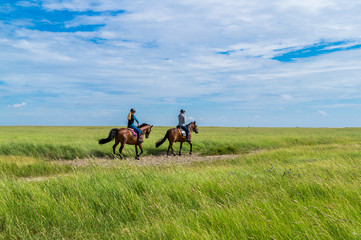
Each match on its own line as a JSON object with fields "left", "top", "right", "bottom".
{"left": 128, "top": 153, "right": 239, "bottom": 166}
{"left": 53, "top": 154, "right": 239, "bottom": 168}
{"left": 24, "top": 176, "right": 51, "bottom": 182}
{"left": 55, "top": 150, "right": 264, "bottom": 168}
{"left": 24, "top": 151, "right": 263, "bottom": 182}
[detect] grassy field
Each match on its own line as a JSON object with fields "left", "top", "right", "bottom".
{"left": 1, "top": 126, "right": 359, "bottom": 158}
{"left": 1, "top": 126, "right": 361, "bottom": 239}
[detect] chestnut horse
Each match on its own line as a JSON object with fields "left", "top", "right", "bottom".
{"left": 155, "top": 121, "right": 198, "bottom": 156}
{"left": 99, "top": 123, "right": 153, "bottom": 159}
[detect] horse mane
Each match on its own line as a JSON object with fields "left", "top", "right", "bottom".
{"left": 186, "top": 121, "right": 195, "bottom": 127}
{"left": 139, "top": 123, "right": 149, "bottom": 128}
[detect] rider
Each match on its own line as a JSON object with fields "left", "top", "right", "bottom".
{"left": 127, "top": 108, "right": 143, "bottom": 143}
{"left": 177, "top": 109, "right": 190, "bottom": 142}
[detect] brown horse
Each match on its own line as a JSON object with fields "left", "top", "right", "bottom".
{"left": 155, "top": 121, "right": 198, "bottom": 156}
{"left": 99, "top": 123, "right": 153, "bottom": 159}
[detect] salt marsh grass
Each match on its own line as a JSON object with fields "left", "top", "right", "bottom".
{"left": 0, "top": 126, "right": 359, "bottom": 158}
{"left": 1, "top": 126, "right": 361, "bottom": 239}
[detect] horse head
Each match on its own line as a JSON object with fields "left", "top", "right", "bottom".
{"left": 139, "top": 123, "right": 153, "bottom": 138}
{"left": 188, "top": 121, "right": 198, "bottom": 134}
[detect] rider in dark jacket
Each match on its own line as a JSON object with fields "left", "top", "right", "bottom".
{"left": 127, "top": 108, "right": 143, "bottom": 143}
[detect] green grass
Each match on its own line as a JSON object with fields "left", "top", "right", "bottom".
{"left": 1, "top": 127, "right": 361, "bottom": 239}
{"left": 0, "top": 156, "right": 75, "bottom": 178}
{"left": 0, "top": 126, "right": 360, "bottom": 159}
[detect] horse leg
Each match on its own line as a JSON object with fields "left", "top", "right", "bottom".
{"left": 112, "top": 139, "right": 119, "bottom": 155}
{"left": 188, "top": 142, "right": 193, "bottom": 155}
{"left": 135, "top": 144, "right": 138, "bottom": 159}
{"left": 179, "top": 142, "right": 183, "bottom": 156}
{"left": 170, "top": 143, "right": 176, "bottom": 156}
{"left": 167, "top": 142, "right": 171, "bottom": 156}
{"left": 137, "top": 143, "right": 144, "bottom": 159}
{"left": 167, "top": 142, "right": 176, "bottom": 156}
{"left": 119, "top": 142, "right": 125, "bottom": 159}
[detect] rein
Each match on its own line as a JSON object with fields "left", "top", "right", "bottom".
{"left": 139, "top": 124, "right": 149, "bottom": 132}
{"left": 186, "top": 123, "right": 194, "bottom": 132}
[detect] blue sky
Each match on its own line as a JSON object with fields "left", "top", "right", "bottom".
{"left": 1, "top": 0, "right": 361, "bottom": 127}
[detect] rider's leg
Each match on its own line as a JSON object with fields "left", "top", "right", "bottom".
{"left": 131, "top": 124, "right": 143, "bottom": 142}
{"left": 182, "top": 126, "right": 190, "bottom": 142}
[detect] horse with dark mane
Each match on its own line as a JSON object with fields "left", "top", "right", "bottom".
{"left": 155, "top": 121, "right": 198, "bottom": 156}
{"left": 99, "top": 123, "right": 153, "bottom": 159}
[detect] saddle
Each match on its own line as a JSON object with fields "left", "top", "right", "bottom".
{"left": 128, "top": 128, "right": 137, "bottom": 138}
{"left": 176, "top": 126, "right": 187, "bottom": 136}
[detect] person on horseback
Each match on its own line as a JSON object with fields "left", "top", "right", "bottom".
{"left": 177, "top": 109, "right": 190, "bottom": 142}
{"left": 127, "top": 108, "right": 143, "bottom": 143}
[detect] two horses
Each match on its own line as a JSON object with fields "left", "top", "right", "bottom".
{"left": 99, "top": 121, "right": 198, "bottom": 159}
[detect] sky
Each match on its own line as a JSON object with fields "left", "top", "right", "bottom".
{"left": 1, "top": 0, "right": 361, "bottom": 127}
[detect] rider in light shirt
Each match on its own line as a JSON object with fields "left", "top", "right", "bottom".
{"left": 177, "top": 109, "right": 190, "bottom": 142}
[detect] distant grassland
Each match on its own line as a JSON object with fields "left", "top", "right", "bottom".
{"left": 0, "top": 126, "right": 360, "bottom": 159}
{"left": 1, "top": 127, "right": 361, "bottom": 239}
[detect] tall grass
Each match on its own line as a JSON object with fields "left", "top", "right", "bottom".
{"left": 0, "top": 156, "right": 75, "bottom": 178}
{"left": 1, "top": 143, "right": 361, "bottom": 239}
{"left": 1, "top": 126, "right": 360, "bottom": 159}
{"left": 1, "top": 127, "right": 361, "bottom": 239}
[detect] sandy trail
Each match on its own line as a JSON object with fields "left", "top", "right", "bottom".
{"left": 55, "top": 153, "right": 241, "bottom": 167}
{"left": 131, "top": 154, "right": 240, "bottom": 166}
{"left": 25, "top": 151, "right": 262, "bottom": 182}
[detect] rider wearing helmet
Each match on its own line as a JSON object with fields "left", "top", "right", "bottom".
{"left": 177, "top": 109, "right": 190, "bottom": 142}
{"left": 127, "top": 108, "right": 143, "bottom": 143}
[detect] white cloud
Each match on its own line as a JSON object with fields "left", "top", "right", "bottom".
{"left": 16, "top": 1, "right": 40, "bottom": 7}
{"left": 13, "top": 102, "right": 27, "bottom": 108}
{"left": 281, "top": 94, "right": 293, "bottom": 101}
{"left": 318, "top": 111, "right": 327, "bottom": 116}
{"left": 2, "top": 0, "right": 361, "bottom": 126}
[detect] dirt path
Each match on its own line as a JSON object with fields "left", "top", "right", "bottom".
{"left": 55, "top": 153, "right": 241, "bottom": 168}
{"left": 25, "top": 151, "right": 263, "bottom": 182}
{"left": 127, "top": 153, "right": 240, "bottom": 166}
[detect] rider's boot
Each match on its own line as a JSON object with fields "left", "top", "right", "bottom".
{"left": 137, "top": 133, "right": 143, "bottom": 143}
{"left": 186, "top": 133, "right": 190, "bottom": 142}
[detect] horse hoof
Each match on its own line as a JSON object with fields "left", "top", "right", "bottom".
{"left": 135, "top": 156, "right": 140, "bottom": 160}
{"left": 189, "top": 152, "right": 192, "bottom": 155}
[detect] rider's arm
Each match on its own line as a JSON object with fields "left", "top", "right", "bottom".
{"left": 133, "top": 114, "right": 139, "bottom": 124}
{"left": 180, "top": 114, "right": 186, "bottom": 125}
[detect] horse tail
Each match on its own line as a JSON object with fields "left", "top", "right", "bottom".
{"left": 98, "top": 128, "right": 118, "bottom": 144}
{"left": 155, "top": 130, "right": 170, "bottom": 148}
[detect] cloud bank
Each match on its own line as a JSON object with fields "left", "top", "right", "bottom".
{"left": 1, "top": 0, "right": 361, "bottom": 126}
